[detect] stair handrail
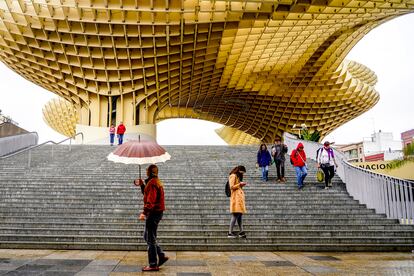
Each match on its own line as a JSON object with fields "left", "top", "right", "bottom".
{"left": 0, "top": 132, "right": 84, "bottom": 167}
{"left": 283, "top": 132, "right": 414, "bottom": 224}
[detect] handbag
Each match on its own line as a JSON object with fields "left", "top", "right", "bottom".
{"left": 316, "top": 169, "right": 324, "bottom": 182}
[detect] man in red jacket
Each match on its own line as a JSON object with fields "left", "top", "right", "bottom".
{"left": 290, "top": 142, "right": 307, "bottom": 190}
{"left": 135, "top": 164, "right": 168, "bottom": 272}
{"left": 116, "top": 122, "right": 126, "bottom": 145}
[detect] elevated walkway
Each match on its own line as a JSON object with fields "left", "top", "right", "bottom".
{"left": 0, "top": 145, "right": 413, "bottom": 251}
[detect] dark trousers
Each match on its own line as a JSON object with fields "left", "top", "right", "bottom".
{"left": 321, "top": 165, "right": 335, "bottom": 187}
{"left": 143, "top": 212, "right": 165, "bottom": 267}
{"left": 274, "top": 159, "right": 285, "bottom": 179}
{"left": 117, "top": 134, "right": 124, "bottom": 145}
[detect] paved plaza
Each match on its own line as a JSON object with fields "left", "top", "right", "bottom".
{"left": 0, "top": 250, "right": 413, "bottom": 275}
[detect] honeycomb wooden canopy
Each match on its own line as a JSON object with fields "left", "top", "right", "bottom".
{"left": 1, "top": 1, "right": 412, "bottom": 144}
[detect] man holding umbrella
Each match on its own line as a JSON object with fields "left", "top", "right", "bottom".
{"left": 135, "top": 164, "right": 169, "bottom": 271}
{"left": 107, "top": 137, "right": 171, "bottom": 271}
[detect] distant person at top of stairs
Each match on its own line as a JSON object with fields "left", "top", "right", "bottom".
{"left": 317, "top": 141, "right": 338, "bottom": 190}
{"left": 271, "top": 138, "right": 288, "bottom": 183}
{"left": 228, "top": 165, "right": 247, "bottom": 239}
{"left": 291, "top": 143, "right": 307, "bottom": 190}
{"left": 256, "top": 144, "right": 272, "bottom": 181}
{"left": 116, "top": 122, "right": 126, "bottom": 145}
{"left": 109, "top": 124, "right": 115, "bottom": 146}
{"left": 134, "top": 164, "right": 169, "bottom": 272}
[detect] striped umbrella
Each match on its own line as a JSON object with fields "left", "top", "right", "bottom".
{"left": 107, "top": 138, "right": 170, "bottom": 178}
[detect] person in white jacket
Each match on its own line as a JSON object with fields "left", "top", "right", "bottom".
{"left": 317, "top": 141, "right": 338, "bottom": 189}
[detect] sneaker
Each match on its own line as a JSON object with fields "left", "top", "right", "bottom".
{"left": 324, "top": 186, "right": 329, "bottom": 190}
{"left": 328, "top": 180, "right": 333, "bottom": 187}
{"left": 158, "top": 256, "right": 169, "bottom": 267}
{"left": 142, "top": 266, "right": 159, "bottom": 272}
{"left": 227, "top": 232, "right": 237, "bottom": 238}
{"left": 238, "top": 231, "right": 247, "bottom": 238}
{"left": 297, "top": 186, "right": 303, "bottom": 190}
{"left": 277, "top": 179, "right": 281, "bottom": 183}
{"left": 282, "top": 177, "right": 286, "bottom": 182}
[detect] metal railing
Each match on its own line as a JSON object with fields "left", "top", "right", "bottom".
{"left": 0, "top": 132, "right": 84, "bottom": 168}
{"left": 283, "top": 132, "right": 414, "bottom": 224}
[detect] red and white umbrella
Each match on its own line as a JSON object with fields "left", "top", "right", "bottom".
{"left": 107, "top": 138, "right": 171, "bottom": 177}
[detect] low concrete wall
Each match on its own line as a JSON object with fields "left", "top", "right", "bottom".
{"left": 74, "top": 124, "right": 156, "bottom": 144}
{"left": 0, "top": 132, "right": 38, "bottom": 157}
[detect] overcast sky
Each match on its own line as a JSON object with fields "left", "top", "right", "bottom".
{"left": 1, "top": 13, "right": 413, "bottom": 145}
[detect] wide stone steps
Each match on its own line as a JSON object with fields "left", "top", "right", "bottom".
{"left": 1, "top": 228, "right": 413, "bottom": 238}
{"left": 0, "top": 222, "right": 409, "bottom": 230}
{"left": 0, "top": 215, "right": 398, "bottom": 224}
{"left": 0, "top": 144, "right": 413, "bottom": 251}
{"left": 1, "top": 233, "right": 413, "bottom": 243}
{"left": 0, "top": 202, "right": 361, "bottom": 208}
{"left": 1, "top": 241, "right": 411, "bottom": 251}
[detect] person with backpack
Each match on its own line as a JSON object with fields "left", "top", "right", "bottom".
{"left": 290, "top": 143, "right": 307, "bottom": 190}
{"left": 227, "top": 165, "right": 247, "bottom": 238}
{"left": 256, "top": 144, "right": 272, "bottom": 181}
{"left": 271, "top": 138, "right": 288, "bottom": 183}
{"left": 316, "top": 141, "right": 338, "bottom": 190}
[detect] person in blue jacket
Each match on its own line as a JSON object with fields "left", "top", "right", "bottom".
{"left": 256, "top": 144, "right": 272, "bottom": 181}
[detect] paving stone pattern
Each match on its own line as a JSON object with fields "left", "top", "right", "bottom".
{"left": 0, "top": 250, "right": 413, "bottom": 275}
{"left": 0, "top": 145, "right": 413, "bottom": 251}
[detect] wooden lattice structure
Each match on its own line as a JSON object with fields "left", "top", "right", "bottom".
{"left": 42, "top": 98, "right": 78, "bottom": 137}
{"left": 1, "top": 1, "right": 412, "bottom": 144}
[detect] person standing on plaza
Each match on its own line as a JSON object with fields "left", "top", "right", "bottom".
{"left": 256, "top": 144, "right": 272, "bottom": 181}
{"left": 291, "top": 143, "right": 307, "bottom": 190}
{"left": 134, "top": 164, "right": 169, "bottom": 272}
{"left": 317, "top": 141, "right": 338, "bottom": 190}
{"left": 109, "top": 124, "right": 115, "bottom": 146}
{"left": 116, "top": 121, "right": 126, "bottom": 145}
{"left": 228, "top": 165, "right": 247, "bottom": 238}
{"left": 271, "top": 138, "right": 288, "bottom": 183}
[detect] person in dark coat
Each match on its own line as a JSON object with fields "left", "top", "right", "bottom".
{"left": 256, "top": 144, "right": 272, "bottom": 181}
{"left": 134, "top": 164, "right": 169, "bottom": 271}
{"left": 271, "top": 138, "right": 288, "bottom": 183}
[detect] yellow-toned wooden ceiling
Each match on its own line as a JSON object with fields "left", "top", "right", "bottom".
{"left": 1, "top": 1, "right": 412, "bottom": 143}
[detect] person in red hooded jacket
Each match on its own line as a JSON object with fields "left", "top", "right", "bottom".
{"left": 290, "top": 142, "right": 307, "bottom": 190}
{"left": 116, "top": 122, "right": 126, "bottom": 145}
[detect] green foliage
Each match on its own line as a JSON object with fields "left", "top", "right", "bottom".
{"left": 403, "top": 143, "right": 414, "bottom": 157}
{"left": 300, "top": 129, "right": 321, "bottom": 142}
{"left": 386, "top": 144, "right": 414, "bottom": 171}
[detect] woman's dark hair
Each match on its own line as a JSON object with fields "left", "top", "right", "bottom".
{"left": 229, "top": 165, "right": 246, "bottom": 181}
{"left": 147, "top": 164, "right": 158, "bottom": 178}
{"left": 146, "top": 164, "right": 163, "bottom": 187}
{"left": 259, "top": 143, "right": 267, "bottom": 151}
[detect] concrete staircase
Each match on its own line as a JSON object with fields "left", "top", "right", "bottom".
{"left": 0, "top": 145, "right": 413, "bottom": 251}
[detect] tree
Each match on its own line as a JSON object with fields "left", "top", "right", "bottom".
{"left": 300, "top": 129, "right": 321, "bottom": 142}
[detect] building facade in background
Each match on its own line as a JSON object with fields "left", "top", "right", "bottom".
{"left": 337, "top": 130, "right": 413, "bottom": 179}
{"left": 1, "top": 1, "right": 413, "bottom": 144}
{"left": 401, "top": 129, "right": 414, "bottom": 147}
{"left": 336, "top": 142, "right": 365, "bottom": 163}
{"left": 337, "top": 130, "right": 403, "bottom": 162}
